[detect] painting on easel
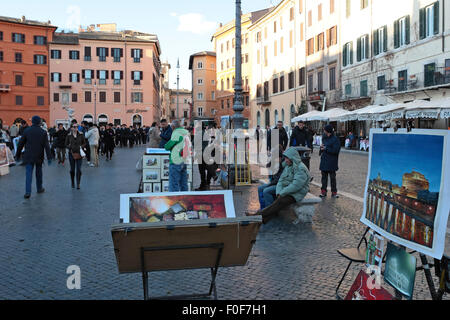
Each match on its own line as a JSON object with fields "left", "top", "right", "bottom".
{"left": 361, "top": 129, "right": 450, "bottom": 259}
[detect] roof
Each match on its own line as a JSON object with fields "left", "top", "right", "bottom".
{"left": 189, "top": 51, "right": 216, "bottom": 69}
{"left": 52, "top": 34, "right": 80, "bottom": 45}
{"left": 0, "top": 15, "right": 57, "bottom": 29}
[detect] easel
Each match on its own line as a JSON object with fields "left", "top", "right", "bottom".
{"left": 140, "top": 243, "right": 224, "bottom": 300}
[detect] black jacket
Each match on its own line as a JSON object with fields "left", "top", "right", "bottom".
{"left": 319, "top": 134, "right": 341, "bottom": 172}
{"left": 65, "top": 132, "right": 86, "bottom": 155}
{"left": 53, "top": 129, "right": 68, "bottom": 149}
{"left": 16, "top": 125, "right": 52, "bottom": 165}
{"left": 290, "top": 127, "right": 312, "bottom": 148}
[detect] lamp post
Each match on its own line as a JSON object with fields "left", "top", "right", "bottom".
{"left": 94, "top": 80, "right": 97, "bottom": 125}
{"left": 232, "top": 0, "right": 244, "bottom": 129}
{"left": 177, "top": 58, "right": 180, "bottom": 120}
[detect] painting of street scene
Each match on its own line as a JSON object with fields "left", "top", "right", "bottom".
{"left": 362, "top": 131, "right": 449, "bottom": 258}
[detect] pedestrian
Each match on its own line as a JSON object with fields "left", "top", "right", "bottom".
{"left": 120, "top": 124, "right": 128, "bottom": 147}
{"left": 99, "top": 125, "right": 106, "bottom": 156}
{"left": 159, "top": 119, "right": 173, "bottom": 148}
{"left": 257, "top": 145, "right": 285, "bottom": 210}
{"left": 129, "top": 126, "right": 137, "bottom": 148}
{"left": 148, "top": 122, "right": 161, "bottom": 148}
{"left": 54, "top": 123, "right": 68, "bottom": 164}
{"left": 104, "top": 123, "right": 115, "bottom": 161}
{"left": 247, "top": 147, "right": 310, "bottom": 224}
{"left": 85, "top": 123, "right": 100, "bottom": 167}
{"left": 15, "top": 116, "right": 53, "bottom": 199}
{"left": 275, "top": 121, "right": 289, "bottom": 151}
{"left": 9, "top": 121, "right": 19, "bottom": 144}
{"left": 164, "top": 120, "right": 189, "bottom": 192}
{"left": 195, "top": 124, "right": 217, "bottom": 191}
{"left": 290, "top": 121, "right": 312, "bottom": 148}
{"left": 319, "top": 124, "right": 341, "bottom": 198}
{"left": 144, "top": 125, "right": 150, "bottom": 144}
{"left": 65, "top": 123, "right": 86, "bottom": 189}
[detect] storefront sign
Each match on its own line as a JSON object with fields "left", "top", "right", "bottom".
{"left": 127, "top": 109, "right": 148, "bottom": 114}
{"left": 406, "top": 110, "right": 439, "bottom": 119}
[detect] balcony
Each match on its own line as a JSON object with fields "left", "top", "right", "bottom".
{"left": 256, "top": 96, "right": 271, "bottom": 105}
{"left": 386, "top": 67, "right": 450, "bottom": 95}
{"left": 0, "top": 84, "right": 11, "bottom": 92}
{"left": 306, "top": 91, "right": 326, "bottom": 102}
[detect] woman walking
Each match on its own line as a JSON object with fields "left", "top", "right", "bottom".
{"left": 65, "top": 124, "right": 86, "bottom": 189}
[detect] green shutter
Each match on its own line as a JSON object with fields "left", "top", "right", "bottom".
{"left": 405, "top": 15, "right": 411, "bottom": 44}
{"left": 350, "top": 42, "right": 353, "bottom": 64}
{"left": 394, "top": 20, "right": 400, "bottom": 48}
{"left": 373, "top": 30, "right": 379, "bottom": 56}
{"left": 365, "top": 35, "right": 369, "bottom": 59}
{"left": 383, "top": 26, "right": 388, "bottom": 52}
{"left": 419, "top": 8, "right": 426, "bottom": 39}
{"left": 433, "top": 1, "right": 439, "bottom": 35}
{"left": 343, "top": 44, "right": 347, "bottom": 67}
{"left": 357, "top": 37, "right": 361, "bottom": 62}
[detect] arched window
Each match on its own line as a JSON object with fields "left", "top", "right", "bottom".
{"left": 290, "top": 104, "right": 296, "bottom": 120}
{"left": 132, "top": 114, "right": 142, "bottom": 127}
{"left": 265, "top": 109, "right": 270, "bottom": 128}
{"left": 274, "top": 110, "right": 279, "bottom": 124}
{"left": 281, "top": 108, "right": 285, "bottom": 124}
{"left": 227, "top": 78, "right": 230, "bottom": 90}
{"left": 221, "top": 79, "right": 224, "bottom": 91}
{"left": 257, "top": 111, "right": 261, "bottom": 127}
{"left": 82, "top": 114, "right": 93, "bottom": 123}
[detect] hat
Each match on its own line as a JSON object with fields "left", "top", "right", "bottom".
{"left": 324, "top": 124, "right": 334, "bottom": 134}
{"left": 298, "top": 120, "right": 304, "bottom": 124}
{"left": 32, "top": 116, "right": 41, "bottom": 125}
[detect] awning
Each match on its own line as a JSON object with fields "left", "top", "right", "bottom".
{"left": 438, "top": 98, "right": 450, "bottom": 119}
{"left": 364, "top": 103, "right": 406, "bottom": 121}
{"left": 404, "top": 100, "right": 440, "bottom": 119}
{"left": 308, "top": 108, "right": 353, "bottom": 122}
{"left": 291, "top": 110, "right": 322, "bottom": 122}
{"left": 337, "top": 105, "right": 379, "bottom": 122}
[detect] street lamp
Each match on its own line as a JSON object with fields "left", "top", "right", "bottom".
{"left": 232, "top": 0, "right": 244, "bottom": 129}
{"left": 94, "top": 80, "right": 97, "bottom": 125}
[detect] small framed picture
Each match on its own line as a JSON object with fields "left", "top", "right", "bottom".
{"left": 162, "top": 181, "right": 169, "bottom": 192}
{"left": 143, "top": 169, "right": 160, "bottom": 183}
{"left": 162, "top": 156, "right": 170, "bottom": 166}
{"left": 143, "top": 155, "right": 160, "bottom": 169}
{"left": 143, "top": 183, "right": 152, "bottom": 193}
{"left": 153, "top": 183, "right": 161, "bottom": 193}
{"left": 162, "top": 169, "right": 170, "bottom": 179}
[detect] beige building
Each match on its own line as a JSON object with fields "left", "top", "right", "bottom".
{"left": 160, "top": 62, "right": 171, "bottom": 121}
{"left": 189, "top": 51, "right": 217, "bottom": 120}
{"left": 168, "top": 89, "right": 192, "bottom": 123}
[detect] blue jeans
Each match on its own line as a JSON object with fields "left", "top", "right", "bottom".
{"left": 258, "top": 184, "right": 277, "bottom": 210}
{"left": 169, "top": 163, "right": 188, "bottom": 192}
{"left": 26, "top": 163, "right": 43, "bottom": 195}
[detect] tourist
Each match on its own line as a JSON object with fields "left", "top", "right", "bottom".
{"left": 257, "top": 145, "right": 285, "bottom": 210}
{"left": 104, "top": 123, "right": 115, "bottom": 161}
{"left": 65, "top": 123, "right": 86, "bottom": 189}
{"left": 148, "top": 122, "right": 161, "bottom": 148}
{"left": 54, "top": 123, "right": 68, "bottom": 165}
{"left": 15, "top": 116, "right": 53, "bottom": 199}
{"left": 85, "top": 123, "right": 100, "bottom": 167}
{"left": 159, "top": 119, "right": 173, "bottom": 148}
{"left": 319, "top": 124, "right": 341, "bottom": 198}
{"left": 290, "top": 121, "right": 312, "bottom": 149}
{"left": 248, "top": 147, "right": 310, "bottom": 224}
{"left": 165, "top": 120, "right": 189, "bottom": 192}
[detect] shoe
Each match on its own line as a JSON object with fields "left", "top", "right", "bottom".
{"left": 319, "top": 191, "right": 327, "bottom": 198}
{"left": 332, "top": 193, "right": 340, "bottom": 199}
{"left": 24, "top": 194, "right": 31, "bottom": 199}
{"left": 37, "top": 188, "right": 45, "bottom": 194}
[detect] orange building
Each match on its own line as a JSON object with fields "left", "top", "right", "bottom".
{"left": 0, "top": 16, "right": 57, "bottom": 126}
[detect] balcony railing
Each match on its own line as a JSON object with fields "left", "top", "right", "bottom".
{"left": 256, "top": 96, "right": 271, "bottom": 105}
{"left": 0, "top": 84, "right": 11, "bottom": 92}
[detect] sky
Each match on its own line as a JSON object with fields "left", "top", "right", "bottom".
{"left": 1, "top": 0, "right": 282, "bottom": 90}
{"left": 370, "top": 134, "right": 444, "bottom": 193}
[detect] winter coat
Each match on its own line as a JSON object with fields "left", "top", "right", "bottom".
{"left": 276, "top": 148, "right": 310, "bottom": 203}
{"left": 65, "top": 132, "right": 86, "bottom": 155}
{"left": 160, "top": 126, "right": 173, "bottom": 148}
{"left": 290, "top": 126, "right": 312, "bottom": 148}
{"left": 164, "top": 127, "right": 189, "bottom": 164}
{"left": 103, "top": 129, "right": 115, "bottom": 147}
{"left": 319, "top": 134, "right": 341, "bottom": 172}
{"left": 148, "top": 127, "right": 161, "bottom": 148}
{"left": 15, "top": 125, "right": 52, "bottom": 165}
{"left": 53, "top": 129, "right": 68, "bottom": 148}
{"left": 85, "top": 127, "right": 100, "bottom": 146}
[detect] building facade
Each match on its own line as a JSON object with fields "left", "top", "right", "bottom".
{"left": 168, "top": 89, "right": 192, "bottom": 124}
{"left": 189, "top": 51, "right": 217, "bottom": 121}
{"left": 0, "top": 16, "right": 57, "bottom": 126}
{"left": 160, "top": 62, "right": 171, "bottom": 121}
{"left": 49, "top": 24, "right": 162, "bottom": 128}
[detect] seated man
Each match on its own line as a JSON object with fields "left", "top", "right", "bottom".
{"left": 258, "top": 146, "right": 285, "bottom": 210}
{"left": 249, "top": 147, "right": 310, "bottom": 224}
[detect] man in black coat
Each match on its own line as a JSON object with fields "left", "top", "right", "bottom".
{"left": 319, "top": 124, "right": 341, "bottom": 198}
{"left": 275, "top": 121, "right": 289, "bottom": 151}
{"left": 290, "top": 121, "right": 312, "bottom": 149}
{"left": 15, "top": 116, "right": 53, "bottom": 199}
{"left": 53, "top": 123, "right": 68, "bottom": 164}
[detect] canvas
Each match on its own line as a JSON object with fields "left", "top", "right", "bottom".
{"left": 361, "top": 129, "right": 450, "bottom": 259}
{"left": 120, "top": 191, "right": 236, "bottom": 223}
{"left": 0, "top": 144, "right": 8, "bottom": 167}
{"left": 345, "top": 270, "right": 394, "bottom": 300}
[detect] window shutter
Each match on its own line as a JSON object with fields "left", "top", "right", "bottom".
{"left": 140, "top": 49, "right": 143, "bottom": 58}
{"left": 85, "top": 46, "right": 91, "bottom": 56}
{"left": 140, "top": 71, "right": 143, "bottom": 80}
{"left": 356, "top": 37, "right": 361, "bottom": 62}
{"left": 365, "top": 36, "right": 369, "bottom": 59}
{"left": 44, "top": 56, "right": 47, "bottom": 65}
{"left": 419, "top": 8, "right": 426, "bottom": 39}
{"left": 343, "top": 44, "right": 347, "bottom": 67}
{"left": 51, "top": 73, "right": 54, "bottom": 82}
{"left": 23, "top": 34, "right": 25, "bottom": 43}
{"left": 405, "top": 16, "right": 411, "bottom": 45}
{"left": 96, "top": 47, "right": 100, "bottom": 56}
{"left": 131, "top": 71, "right": 134, "bottom": 79}
{"left": 383, "top": 26, "right": 388, "bottom": 52}
{"left": 106, "top": 71, "right": 109, "bottom": 79}
{"left": 120, "top": 48, "right": 123, "bottom": 57}
{"left": 91, "top": 70, "right": 95, "bottom": 79}
{"left": 350, "top": 42, "right": 353, "bottom": 64}
{"left": 82, "top": 70, "right": 85, "bottom": 79}
{"left": 433, "top": 1, "right": 439, "bottom": 35}
{"left": 97, "top": 70, "right": 100, "bottom": 79}
{"left": 106, "top": 48, "right": 110, "bottom": 57}
{"left": 120, "top": 71, "right": 123, "bottom": 80}
{"left": 394, "top": 20, "right": 400, "bottom": 48}
{"left": 131, "top": 49, "right": 134, "bottom": 58}
{"left": 373, "top": 30, "right": 379, "bottom": 56}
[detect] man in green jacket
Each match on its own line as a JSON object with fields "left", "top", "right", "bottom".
{"left": 249, "top": 147, "right": 310, "bottom": 224}
{"left": 164, "top": 120, "right": 190, "bottom": 192}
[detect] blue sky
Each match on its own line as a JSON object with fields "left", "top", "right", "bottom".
{"left": 370, "top": 134, "right": 444, "bottom": 192}
{"left": 2, "top": 0, "right": 281, "bottom": 90}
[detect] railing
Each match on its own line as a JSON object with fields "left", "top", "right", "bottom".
{"left": 0, "top": 84, "right": 11, "bottom": 92}
{"left": 256, "top": 96, "right": 271, "bottom": 105}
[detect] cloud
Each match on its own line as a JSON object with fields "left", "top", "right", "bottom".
{"left": 176, "top": 13, "right": 217, "bottom": 35}
{"left": 170, "top": 12, "right": 177, "bottom": 17}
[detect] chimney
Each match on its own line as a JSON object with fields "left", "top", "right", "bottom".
{"left": 21, "top": 16, "right": 26, "bottom": 22}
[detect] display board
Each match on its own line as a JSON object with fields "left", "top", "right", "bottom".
{"left": 120, "top": 191, "right": 236, "bottom": 223}
{"left": 111, "top": 216, "right": 262, "bottom": 273}
{"left": 0, "top": 144, "right": 8, "bottom": 167}
{"left": 361, "top": 129, "right": 450, "bottom": 259}
{"left": 345, "top": 270, "right": 394, "bottom": 300}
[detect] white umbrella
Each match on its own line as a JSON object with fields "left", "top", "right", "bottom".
{"left": 308, "top": 108, "right": 352, "bottom": 121}
{"left": 291, "top": 110, "right": 322, "bottom": 123}
{"left": 404, "top": 100, "right": 439, "bottom": 119}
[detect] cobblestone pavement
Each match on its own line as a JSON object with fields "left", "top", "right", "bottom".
{"left": 0, "top": 145, "right": 448, "bottom": 300}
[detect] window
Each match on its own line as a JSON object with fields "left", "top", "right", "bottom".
{"left": 84, "top": 47, "right": 91, "bottom": 61}
{"left": 16, "top": 95, "right": 23, "bottom": 105}
{"left": 221, "top": 79, "right": 224, "bottom": 91}
{"left": 445, "top": 59, "right": 450, "bottom": 84}
{"left": 221, "top": 62, "right": 224, "bottom": 70}
{"left": 308, "top": 10, "right": 312, "bottom": 26}
{"left": 112, "top": 48, "right": 122, "bottom": 62}
{"left": 308, "top": 74, "right": 314, "bottom": 94}
{"left": 420, "top": 2, "right": 439, "bottom": 39}
{"left": 245, "top": 54, "right": 249, "bottom": 63}
{"left": 197, "top": 61, "right": 203, "bottom": 69}
{"left": 97, "top": 47, "right": 108, "bottom": 61}
{"left": 227, "top": 78, "right": 230, "bottom": 90}
{"left": 34, "top": 36, "right": 47, "bottom": 45}
{"left": 279, "top": 74, "right": 285, "bottom": 92}
{"left": 330, "top": 0, "right": 335, "bottom": 13}
{"left": 51, "top": 50, "right": 61, "bottom": 59}
{"left": 211, "top": 91, "right": 215, "bottom": 100}
{"left": 0, "top": 31, "right": 3, "bottom": 41}
{"left": 345, "top": 84, "right": 352, "bottom": 96}
{"left": 221, "top": 100, "right": 224, "bottom": 109}
{"left": 327, "top": 26, "right": 337, "bottom": 47}
{"left": 113, "top": 71, "right": 122, "bottom": 85}
{"left": 37, "top": 76, "right": 44, "bottom": 87}
{"left": 398, "top": 70, "right": 408, "bottom": 91}
{"left": 273, "top": 76, "right": 279, "bottom": 94}
{"left": 343, "top": 42, "right": 353, "bottom": 67}
{"left": 51, "top": 73, "right": 61, "bottom": 82}
{"left": 82, "top": 70, "right": 94, "bottom": 84}
{"left": 132, "top": 92, "right": 143, "bottom": 103}
{"left": 131, "top": 49, "right": 142, "bottom": 63}
{"left": 221, "top": 43, "right": 224, "bottom": 53}
{"left": 274, "top": 40, "right": 278, "bottom": 56}
{"left": 377, "top": 75, "right": 386, "bottom": 90}
{"left": 15, "top": 75, "right": 23, "bottom": 86}
{"left": 132, "top": 71, "right": 143, "bottom": 85}
{"left": 98, "top": 70, "right": 108, "bottom": 84}
{"left": 424, "top": 63, "right": 436, "bottom": 87}
{"left": 15, "top": 52, "right": 22, "bottom": 63}
{"left": 288, "top": 71, "right": 294, "bottom": 90}
{"left": 299, "top": 0, "right": 303, "bottom": 13}
{"left": 232, "top": 38, "right": 235, "bottom": 48}
{"left": 329, "top": 67, "right": 336, "bottom": 90}
{"left": 34, "top": 55, "right": 47, "bottom": 65}
{"left": 306, "top": 38, "right": 314, "bottom": 56}
{"left": 300, "top": 23, "right": 304, "bottom": 41}
{"left": 12, "top": 33, "right": 25, "bottom": 43}
{"left": 0, "top": 51, "right": 2, "bottom": 62}
{"left": 346, "top": 0, "right": 351, "bottom": 17}
{"left": 54, "top": 93, "right": 60, "bottom": 102}
{"left": 70, "top": 73, "right": 80, "bottom": 83}
{"left": 318, "top": 4, "right": 323, "bottom": 21}
{"left": 316, "top": 33, "right": 324, "bottom": 52}
{"left": 197, "top": 107, "right": 203, "bottom": 117}
{"left": 290, "top": 30, "right": 293, "bottom": 48}
{"left": 280, "top": 37, "right": 284, "bottom": 53}
{"left": 264, "top": 46, "right": 268, "bottom": 67}
{"left": 360, "top": 80, "right": 368, "bottom": 97}
{"left": 197, "top": 92, "right": 204, "bottom": 100}
{"left": 317, "top": 71, "right": 323, "bottom": 92}
{"left": 361, "top": 0, "right": 369, "bottom": 10}
{"left": 299, "top": 67, "right": 306, "bottom": 86}
{"left": 373, "top": 26, "right": 388, "bottom": 55}
{"left": 184, "top": 110, "right": 189, "bottom": 118}
{"left": 99, "top": 92, "right": 106, "bottom": 103}
{"left": 37, "top": 96, "right": 45, "bottom": 106}
{"left": 274, "top": 21, "right": 277, "bottom": 33}
{"left": 72, "top": 93, "right": 77, "bottom": 103}
{"left": 357, "top": 34, "right": 369, "bottom": 61}
{"left": 85, "top": 91, "right": 92, "bottom": 103}
{"left": 114, "top": 92, "right": 121, "bottom": 103}
{"left": 394, "top": 16, "right": 410, "bottom": 48}
{"left": 290, "top": 7, "right": 294, "bottom": 21}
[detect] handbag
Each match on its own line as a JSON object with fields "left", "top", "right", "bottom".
{"left": 80, "top": 147, "right": 86, "bottom": 158}
{"left": 72, "top": 151, "right": 82, "bottom": 160}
